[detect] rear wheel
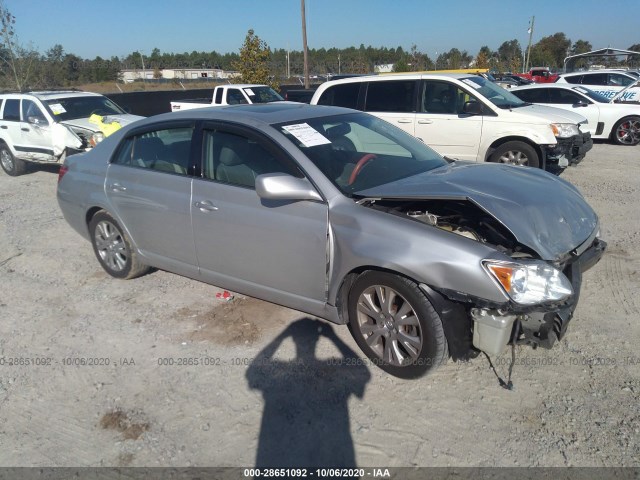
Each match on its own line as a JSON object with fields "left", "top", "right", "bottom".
{"left": 347, "top": 271, "right": 448, "bottom": 379}
{"left": 489, "top": 141, "right": 540, "bottom": 168}
{"left": 0, "top": 144, "right": 26, "bottom": 176}
{"left": 611, "top": 116, "right": 640, "bottom": 146}
{"left": 89, "top": 211, "right": 149, "bottom": 279}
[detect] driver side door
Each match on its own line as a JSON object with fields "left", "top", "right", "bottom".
{"left": 20, "top": 99, "right": 55, "bottom": 162}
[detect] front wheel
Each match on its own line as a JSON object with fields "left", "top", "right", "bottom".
{"left": 611, "top": 116, "right": 640, "bottom": 146}
{"left": 89, "top": 211, "right": 149, "bottom": 279}
{"left": 489, "top": 141, "right": 540, "bottom": 168}
{"left": 347, "top": 271, "right": 448, "bottom": 379}
{"left": 0, "top": 144, "right": 26, "bottom": 176}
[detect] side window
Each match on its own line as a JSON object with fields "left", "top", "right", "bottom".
{"left": 214, "top": 88, "right": 223, "bottom": 104}
{"left": 608, "top": 73, "right": 634, "bottom": 87}
{"left": 112, "top": 127, "right": 193, "bottom": 175}
{"left": 564, "top": 75, "right": 582, "bottom": 84}
{"left": 2, "top": 99, "right": 20, "bottom": 121}
{"left": 421, "top": 81, "right": 472, "bottom": 114}
{"left": 513, "top": 88, "right": 548, "bottom": 103}
{"left": 317, "top": 83, "right": 360, "bottom": 109}
{"left": 202, "top": 130, "right": 300, "bottom": 188}
{"left": 548, "top": 89, "right": 584, "bottom": 104}
{"left": 365, "top": 80, "right": 415, "bottom": 113}
{"left": 22, "top": 100, "right": 48, "bottom": 125}
{"left": 583, "top": 73, "right": 607, "bottom": 86}
{"left": 226, "top": 89, "right": 248, "bottom": 105}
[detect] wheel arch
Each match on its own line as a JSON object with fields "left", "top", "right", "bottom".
{"left": 334, "top": 265, "right": 474, "bottom": 361}
{"left": 484, "top": 136, "right": 543, "bottom": 163}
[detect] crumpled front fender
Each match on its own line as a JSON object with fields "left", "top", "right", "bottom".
{"left": 51, "top": 123, "right": 82, "bottom": 157}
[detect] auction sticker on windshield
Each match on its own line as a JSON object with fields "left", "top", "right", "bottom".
{"left": 49, "top": 103, "right": 67, "bottom": 115}
{"left": 282, "top": 123, "right": 331, "bottom": 147}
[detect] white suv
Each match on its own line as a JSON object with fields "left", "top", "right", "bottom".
{"left": 0, "top": 91, "right": 143, "bottom": 176}
{"left": 311, "top": 73, "right": 593, "bottom": 173}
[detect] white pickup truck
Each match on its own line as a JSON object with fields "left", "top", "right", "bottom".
{"left": 170, "top": 84, "right": 284, "bottom": 112}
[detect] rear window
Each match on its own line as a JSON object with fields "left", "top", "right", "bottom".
{"left": 317, "top": 83, "right": 360, "bottom": 109}
{"left": 512, "top": 88, "right": 549, "bottom": 103}
{"left": 2, "top": 99, "right": 20, "bottom": 121}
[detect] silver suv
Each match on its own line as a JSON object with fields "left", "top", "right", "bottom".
{"left": 0, "top": 91, "right": 143, "bottom": 176}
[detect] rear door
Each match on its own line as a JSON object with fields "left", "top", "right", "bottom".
{"left": 105, "top": 122, "right": 198, "bottom": 275}
{"left": 0, "top": 98, "right": 26, "bottom": 159}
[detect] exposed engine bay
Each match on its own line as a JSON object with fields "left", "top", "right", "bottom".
{"left": 363, "top": 198, "right": 537, "bottom": 259}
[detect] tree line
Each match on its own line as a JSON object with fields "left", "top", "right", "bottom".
{"left": 1, "top": 0, "right": 638, "bottom": 91}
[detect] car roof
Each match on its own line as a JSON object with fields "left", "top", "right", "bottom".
{"left": 560, "top": 70, "right": 636, "bottom": 77}
{"left": 28, "top": 91, "right": 105, "bottom": 101}
{"left": 513, "top": 84, "right": 584, "bottom": 90}
{"left": 318, "top": 72, "right": 480, "bottom": 87}
{"left": 129, "top": 103, "right": 361, "bottom": 128}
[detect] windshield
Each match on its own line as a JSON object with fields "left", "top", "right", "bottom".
{"left": 277, "top": 112, "right": 447, "bottom": 196}
{"left": 243, "top": 86, "right": 283, "bottom": 103}
{"left": 460, "top": 76, "right": 527, "bottom": 109}
{"left": 572, "top": 86, "right": 610, "bottom": 103}
{"left": 45, "top": 96, "right": 125, "bottom": 121}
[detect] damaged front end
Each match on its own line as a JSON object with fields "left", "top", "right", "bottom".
{"left": 361, "top": 195, "right": 606, "bottom": 359}
{"left": 544, "top": 130, "right": 593, "bottom": 174}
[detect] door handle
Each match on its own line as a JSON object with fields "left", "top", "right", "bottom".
{"left": 194, "top": 200, "right": 219, "bottom": 212}
{"left": 21, "top": 127, "right": 30, "bottom": 132}
{"left": 418, "top": 119, "right": 434, "bottom": 124}
{"left": 1, "top": 126, "right": 7, "bottom": 129}
{"left": 396, "top": 119, "right": 412, "bottom": 124}
{"left": 109, "top": 183, "right": 127, "bottom": 192}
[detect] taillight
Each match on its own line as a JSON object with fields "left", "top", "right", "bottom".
{"left": 58, "top": 164, "right": 68, "bottom": 183}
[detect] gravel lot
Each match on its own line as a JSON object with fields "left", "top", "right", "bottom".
{"left": 0, "top": 143, "right": 638, "bottom": 468}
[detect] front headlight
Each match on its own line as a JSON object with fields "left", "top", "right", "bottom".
{"left": 550, "top": 123, "right": 580, "bottom": 138}
{"left": 89, "top": 132, "right": 105, "bottom": 147}
{"left": 482, "top": 260, "right": 573, "bottom": 305}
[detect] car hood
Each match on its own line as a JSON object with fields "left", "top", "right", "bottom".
{"left": 59, "top": 114, "right": 144, "bottom": 132}
{"left": 355, "top": 162, "right": 598, "bottom": 261}
{"left": 518, "top": 104, "right": 588, "bottom": 125}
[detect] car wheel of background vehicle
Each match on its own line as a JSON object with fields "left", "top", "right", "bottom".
{"left": 347, "top": 271, "right": 448, "bottom": 379}
{"left": 611, "top": 116, "right": 640, "bottom": 146}
{"left": 89, "top": 210, "right": 149, "bottom": 279}
{"left": 489, "top": 141, "right": 540, "bottom": 168}
{"left": 0, "top": 144, "right": 26, "bottom": 176}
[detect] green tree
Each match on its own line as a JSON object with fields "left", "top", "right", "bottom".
{"left": 475, "top": 46, "right": 492, "bottom": 69}
{"left": 497, "top": 39, "right": 522, "bottom": 72}
{"left": 529, "top": 33, "right": 571, "bottom": 69}
{"left": 569, "top": 39, "right": 592, "bottom": 69}
{"left": 232, "top": 29, "right": 277, "bottom": 88}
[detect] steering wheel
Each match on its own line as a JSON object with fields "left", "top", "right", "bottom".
{"left": 348, "top": 153, "right": 377, "bottom": 185}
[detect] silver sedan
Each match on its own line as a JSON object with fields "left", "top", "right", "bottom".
{"left": 57, "top": 103, "right": 606, "bottom": 378}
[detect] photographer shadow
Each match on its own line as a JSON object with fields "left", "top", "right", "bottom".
{"left": 246, "top": 318, "right": 370, "bottom": 469}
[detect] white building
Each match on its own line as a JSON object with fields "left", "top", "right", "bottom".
{"left": 119, "top": 68, "right": 239, "bottom": 83}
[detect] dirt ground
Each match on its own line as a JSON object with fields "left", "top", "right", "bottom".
{"left": 0, "top": 143, "right": 638, "bottom": 468}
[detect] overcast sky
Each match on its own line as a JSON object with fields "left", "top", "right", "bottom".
{"left": 7, "top": 0, "right": 637, "bottom": 59}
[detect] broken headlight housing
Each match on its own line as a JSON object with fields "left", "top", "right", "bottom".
{"left": 482, "top": 260, "right": 573, "bottom": 306}
{"left": 89, "top": 132, "right": 105, "bottom": 147}
{"left": 550, "top": 123, "right": 581, "bottom": 138}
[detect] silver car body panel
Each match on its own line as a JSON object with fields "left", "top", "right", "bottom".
{"left": 57, "top": 104, "right": 601, "bottom": 329}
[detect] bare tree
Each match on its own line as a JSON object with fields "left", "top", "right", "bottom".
{"left": 0, "top": 0, "right": 38, "bottom": 90}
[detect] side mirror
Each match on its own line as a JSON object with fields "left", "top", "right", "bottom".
{"left": 28, "top": 116, "right": 48, "bottom": 126}
{"left": 462, "top": 101, "right": 483, "bottom": 115}
{"left": 572, "top": 100, "right": 589, "bottom": 108}
{"left": 255, "top": 173, "right": 322, "bottom": 202}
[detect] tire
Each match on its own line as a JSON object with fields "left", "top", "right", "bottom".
{"left": 611, "top": 116, "right": 640, "bottom": 146}
{"left": 347, "top": 271, "right": 448, "bottom": 379}
{"left": 88, "top": 210, "right": 149, "bottom": 279}
{"left": 489, "top": 141, "right": 540, "bottom": 168}
{"left": 0, "top": 144, "right": 27, "bottom": 176}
